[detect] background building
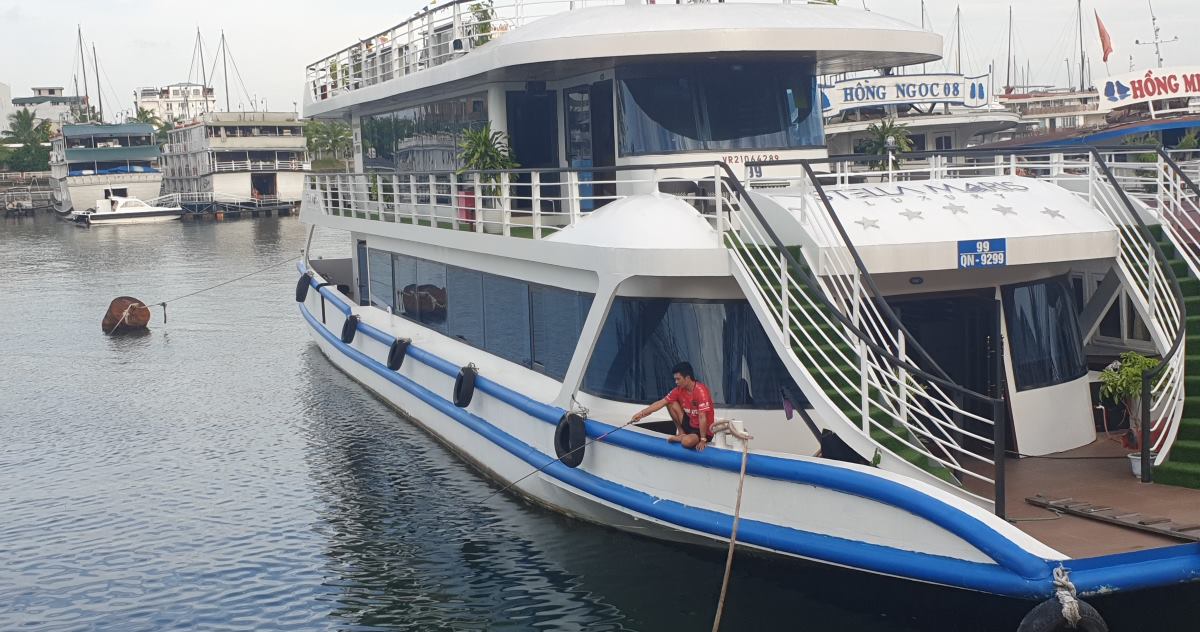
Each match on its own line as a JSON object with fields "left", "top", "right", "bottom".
{"left": 135, "top": 83, "right": 217, "bottom": 123}
{"left": 0, "top": 81, "right": 12, "bottom": 127}
{"left": 11, "top": 87, "right": 87, "bottom": 127}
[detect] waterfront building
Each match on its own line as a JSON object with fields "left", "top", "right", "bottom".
{"left": 161, "top": 111, "right": 307, "bottom": 204}
{"left": 49, "top": 122, "right": 161, "bottom": 214}
{"left": 134, "top": 83, "right": 217, "bottom": 123}
{"left": 12, "top": 87, "right": 87, "bottom": 128}
{"left": 295, "top": 1, "right": 1200, "bottom": 620}
{"left": 0, "top": 81, "right": 12, "bottom": 129}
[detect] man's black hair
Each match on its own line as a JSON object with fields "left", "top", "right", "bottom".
{"left": 672, "top": 361, "right": 695, "bottom": 380}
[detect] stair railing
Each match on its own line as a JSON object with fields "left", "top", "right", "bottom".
{"left": 716, "top": 162, "right": 1008, "bottom": 512}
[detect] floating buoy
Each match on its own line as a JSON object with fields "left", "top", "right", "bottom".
{"left": 102, "top": 296, "right": 151, "bottom": 334}
{"left": 554, "top": 412, "right": 587, "bottom": 468}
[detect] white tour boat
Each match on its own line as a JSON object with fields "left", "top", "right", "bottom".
{"left": 50, "top": 123, "right": 165, "bottom": 217}
{"left": 295, "top": 0, "right": 1200, "bottom": 623}
{"left": 71, "top": 194, "right": 182, "bottom": 225}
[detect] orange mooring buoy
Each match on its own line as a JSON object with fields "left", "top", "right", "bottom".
{"left": 102, "top": 296, "right": 152, "bottom": 334}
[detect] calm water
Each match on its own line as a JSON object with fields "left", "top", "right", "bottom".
{"left": 1, "top": 212, "right": 1197, "bottom": 631}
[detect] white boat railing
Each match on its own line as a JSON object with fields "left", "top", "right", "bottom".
{"left": 149, "top": 192, "right": 287, "bottom": 208}
{"left": 306, "top": 0, "right": 835, "bottom": 103}
{"left": 302, "top": 165, "right": 731, "bottom": 241}
{"left": 213, "top": 160, "right": 306, "bottom": 173}
{"left": 796, "top": 148, "right": 1186, "bottom": 470}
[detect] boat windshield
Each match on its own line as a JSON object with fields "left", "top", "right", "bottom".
{"left": 617, "top": 61, "right": 823, "bottom": 156}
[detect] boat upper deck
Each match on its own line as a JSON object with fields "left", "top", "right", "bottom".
{"left": 304, "top": 0, "right": 941, "bottom": 117}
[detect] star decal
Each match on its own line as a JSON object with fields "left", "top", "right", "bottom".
{"left": 993, "top": 205, "right": 1016, "bottom": 216}
{"left": 900, "top": 208, "right": 923, "bottom": 221}
{"left": 855, "top": 217, "right": 880, "bottom": 230}
{"left": 944, "top": 203, "right": 967, "bottom": 215}
{"left": 1042, "top": 207, "right": 1065, "bottom": 219}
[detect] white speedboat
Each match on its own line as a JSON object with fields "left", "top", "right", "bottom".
{"left": 295, "top": 0, "right": 1200, "bottom": 624}
{"left": 71, "top": 195, "right": 182, "bottom": 225}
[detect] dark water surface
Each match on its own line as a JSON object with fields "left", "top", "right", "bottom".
{"left": 2, "top": 212, "right": 1197, "bottom": 631}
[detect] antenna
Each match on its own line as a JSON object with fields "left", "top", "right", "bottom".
{"left": 1134, "top": 0, "right": 1178, "bottom": 68}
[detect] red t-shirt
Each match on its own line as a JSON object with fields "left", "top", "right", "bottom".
{"left": 665, "top": 383, "right": 715, "bottom": 435}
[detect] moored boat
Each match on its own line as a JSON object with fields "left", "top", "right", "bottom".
{"left": 71, "top": 194, "right": 182, "bottom": 225}
{"left": 295, "top": 0, "right": 1200, "bottom": 622}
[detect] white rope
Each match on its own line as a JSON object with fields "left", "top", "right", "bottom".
{"left": 1053, "top": 566, "right": 1082, "bottom": 628}
{"left": 711, "top": 420, "right": 753, "bottom": 632}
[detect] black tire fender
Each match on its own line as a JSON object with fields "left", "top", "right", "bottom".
{"left": 554, "top": 413, "right": 587, "bottom": 468}
{"left": 296, "top": 272, "right": 313, "bottom": 303}
{"left": 387, "top": 338, "right": 411, "bottom": 371}
{"left": 340, "top": 314, "right": 360, "bottom": 344}
{"left": 1016, "top": 597, "right": 1108, "bottom": 632}
{"left": 453, "top": 364, "right": 478, "bottom": 408}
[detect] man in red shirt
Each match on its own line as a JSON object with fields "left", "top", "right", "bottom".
{"left": 630, "top": 362, "right": 715, "bottom": 451}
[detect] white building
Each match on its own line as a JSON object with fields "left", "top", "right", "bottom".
{"left": 161, "top": 111, "right": 307, "bottom": 203}
{"left": 134, "top": 83, "right": 217, "bottom": 123}
{"left": 0, "top": 82, "right": 12, "bottom": 128}
{"left": 11, "top": 87, "right": 87, "bottom": 128}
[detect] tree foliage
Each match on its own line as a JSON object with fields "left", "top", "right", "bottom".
{"left": 457, "top": 123, "right": 518, "bottom": 197}
{"left": 2, "top": 108, "right": 51, "bottom": 171}
{"left": 859, "top": 116, "right": 913, "bottom": 169}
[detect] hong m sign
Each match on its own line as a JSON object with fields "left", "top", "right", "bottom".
{"left": 821, "top": 74, "right": 990, "bottom": 117}
{"left": 1097, "top": 67, "right": 1200, "bottom": 112}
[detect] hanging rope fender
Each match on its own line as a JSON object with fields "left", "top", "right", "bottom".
{"left": 710, "top": 420, "right": 753, "bottom": 632}
{"left": 1015, "top": 566, "right": 1108, "bottom": 632}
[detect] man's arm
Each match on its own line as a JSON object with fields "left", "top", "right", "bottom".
{"left": 631, "top": 398, "right": 668, "bottom": 421}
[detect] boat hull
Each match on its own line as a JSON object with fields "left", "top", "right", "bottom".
{"left": 72, "top": 209, "right": 182, "bottom": 225}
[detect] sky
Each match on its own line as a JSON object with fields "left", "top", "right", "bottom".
{"left": 1, "top": 0, "right": 1197, "bottom": 122}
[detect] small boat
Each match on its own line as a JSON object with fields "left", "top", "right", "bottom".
{"left": 71, "top": 195, "right": 182, "bottom": 225}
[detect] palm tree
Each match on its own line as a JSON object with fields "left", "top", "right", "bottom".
{"left": 3, "top": 108, "right": 51, "bottom": 147}
{"left": 128, "top": 107, "right": 162, "bottom": 128}
{"left": 155, "top": 117, "right": 181, "bottom": 146}
{"left": 859, "top": 116, "right": 913, "bottom": 170}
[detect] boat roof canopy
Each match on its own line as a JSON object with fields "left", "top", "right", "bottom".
{"left": 306, "top": 3, "right": 940, "bottom": 118}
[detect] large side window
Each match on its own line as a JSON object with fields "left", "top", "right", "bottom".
{"left": 484, "top": 275, "right": 531, "bottom": 367}
{"left": 393, "top": 253, "right": 418, "bottom": 321}
{"left": 416, "top": 260, "right": 448, "bottom": 334}
{"left": 583, "top": 298, "right": 799, "bottom": 409}
{"left": 1002, "top": 277, "right": 1087, "bottom": 391}
{"left": 447, "top": 266, "right": 484, "bottom": 347}
{"left": 367, "top": 248, "right": 394, "bottom": 312}
{"left": 531, "top": 285, "right": 594, "bottom": 380}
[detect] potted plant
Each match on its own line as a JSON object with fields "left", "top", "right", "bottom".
{"left": 1098, "top": 351, "right": 1161, "bottom": 475}
{"left": 457, "top": 123, "right": 518, "bottom": 232}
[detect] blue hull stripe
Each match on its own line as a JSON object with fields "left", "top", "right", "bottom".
{"left": 300, "top": 267, "right": 1200, "bottom": 598}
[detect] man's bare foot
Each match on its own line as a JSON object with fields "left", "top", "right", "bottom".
{"left": 667, "top": 433, "right": 683, "bottom": 443}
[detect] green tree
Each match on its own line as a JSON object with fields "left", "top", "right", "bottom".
{"left": 859, "top": 116, "right": 912, "bottom": 169}
{"left": 128, "top": 107, "right": 162, "bottom": 127}
{"left": 457, "top": 122, "right": 518, "bottom": 198}
{"left": 3, "top": 108, "right": 51, "bottom": 171}
{"left": 305, "top": 120, "right": 353, "bottom": 170}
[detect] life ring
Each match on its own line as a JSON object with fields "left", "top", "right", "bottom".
{"left": 453, "top": 364, "right": 477, "bottom": 407}
{"left": 340, "top": 314, "right": 360, "bottom": 344}
{"left": 1016, "top": 597, "right": 1108, "bottom": 632}
{"left": 554, "top": 412, "right": 587, "bottom": 468}
{"left": 387, "top": 338, "right": 411, "bottom": 370}
{"left": 295, "top": 272, "right": 313, "bottom": 302}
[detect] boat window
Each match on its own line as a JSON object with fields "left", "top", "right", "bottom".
{"left": 532, "top": 286, "right": 594, "bottom": 380}
{"left": 392, "top": 253, "right": 418, "bottom": 320}
{"left": 359, "top": 91, "right": 489, "bottom": 173}
{"left": 447, "top": 267, "right": 485, "bottom": 347}
{"left": 483, "top": 275, "right": 532, "bottom": 367}
{"left": 416, "top": 260, "right": 448, "bottom": 334}
{"left": 1001, "top": 278, "right": 1087, "bottom": 391}
{"left": 367, "top": 248, "right": 394, "bottom": 311}
{"left": 583, "top": 298, "right": 800, "bottom": 409}
{"left": 617, "top": 61, "right": 822, "bottom": 156}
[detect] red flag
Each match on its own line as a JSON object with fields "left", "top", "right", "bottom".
{"left": 1095, "top": 10, "right": 1114, "bottom": 62}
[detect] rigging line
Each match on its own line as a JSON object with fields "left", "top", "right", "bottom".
{"left": 205, "top": 36, "right": 223, "bottom": 95}
{"left": 186, "top": 31, "right": 199, "bottom": 89}
{"left": 155, "top": 253, "right": 303, "bottom": 305}
{"left": 220, "top": 38, "right": 257, "bottom": 109}
{"left": 95, "top": 57, "right": 125, "bottom": 120}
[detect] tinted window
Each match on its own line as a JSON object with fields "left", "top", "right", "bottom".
{"left": 416, "top": 260, "right": 447, "bottom": 334}
{"left": 393, "top": 253, "right": 418, "bottom": 321}
{"left": 617, "top": 62, "right": 822, "bottom": 156}
{"left": 367, "top": 248, "right": 394, "bottom": 312}
{"left": 532, "top": 286, "right": 594, "bottom": 380}
{"left": 1002, "top": 278, "right": 1087, "bottom": 391}
{"left": 484, "top": 276, "right": 531, "bottom": 367}
{"left": 583, "top": 298, "right": 799, "bottom": 408}
{"left": 447, "top": 267, "right": 484, "bottom": 346}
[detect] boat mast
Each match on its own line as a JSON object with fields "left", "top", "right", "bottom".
{"left": 955, "top": 5, "right": 962, "bottom": 75}
{"left": 197, "top": 28, "right": 209, "bottom": 114}
{"left": 1135, "top": 0, "right": 1178, "bottom": 69}
{"left": 92, "top": 43, "right": 103, "bottom": 123}
{"left": 77, "top": 26, "right": 90, "bottom": 121}
{"left": 1005, "top": 6, "right": 1012, "bottom": 91}
{"left": 1077, "top": 0, "right": 1085, "bottom": 91}
{"left": 221, "top": 31, "right": 231, "bottom": 112}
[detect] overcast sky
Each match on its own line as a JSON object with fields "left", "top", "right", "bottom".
{"left": 1, "top": 0, "right": 1196, "bottom": 121}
